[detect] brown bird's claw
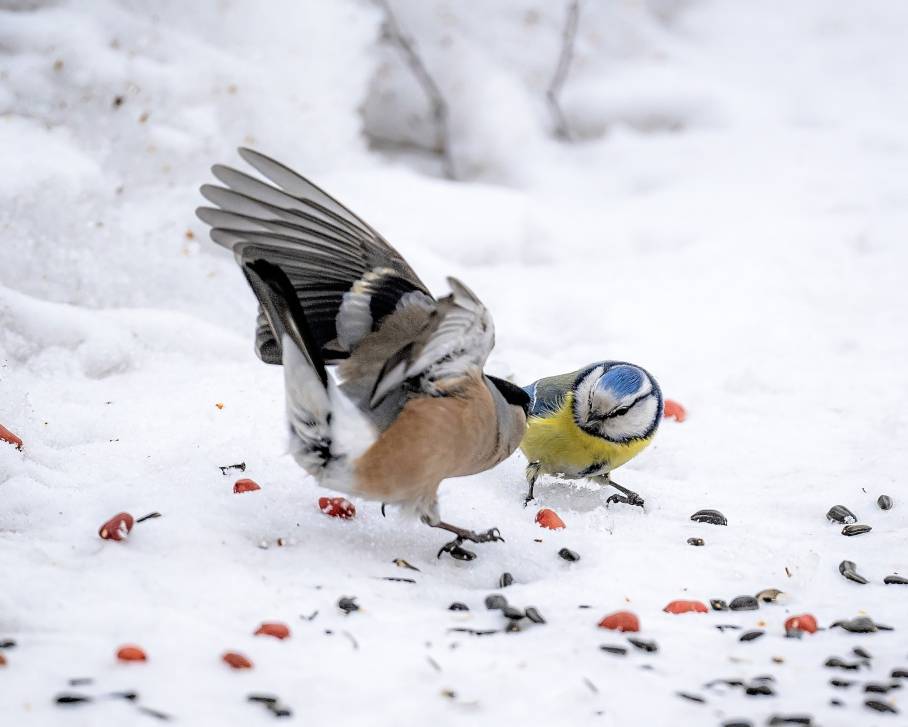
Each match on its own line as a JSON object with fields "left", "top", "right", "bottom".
{"left": 437, "top": 538, "right": 477, "bottom": 561}
{"left": 381, "top": 503, "right": 388, "bottom": 517}
{"left": 605, "top": 493, "right": 645, "bottom": 508}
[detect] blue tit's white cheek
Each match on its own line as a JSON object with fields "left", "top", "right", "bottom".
{"left": 601, "top": 395, "right": 660, "bottom": 441}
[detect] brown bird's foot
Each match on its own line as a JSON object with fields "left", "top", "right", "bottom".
{"left": 430, "top": 520, "right": 505, "bottom": 560}
{"left": 605, "top": 482, "right": 645, "bottom": 508}
{"left": 436, "top": 538, "right": 477, "bottom": 561}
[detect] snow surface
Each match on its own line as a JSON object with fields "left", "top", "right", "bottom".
{"left": 2, "top": 1, "right": 908, "bottom": 725}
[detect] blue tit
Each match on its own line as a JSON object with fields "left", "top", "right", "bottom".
{"left": 196, "top": 148, "right": 529, "bottom": 560}
{"left": 520, "top": 361, "right": 662, "bottom": 507}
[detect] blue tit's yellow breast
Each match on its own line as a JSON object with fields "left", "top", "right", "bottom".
{"left": 519, "top": 392, "right": 652, "bottom": 476}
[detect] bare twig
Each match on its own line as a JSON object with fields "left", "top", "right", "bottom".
{"left": 376, "top": 0, "right": 455, "bottom": 179}
{"left": 547, "top": 0, "right": 580, "bottom": 140}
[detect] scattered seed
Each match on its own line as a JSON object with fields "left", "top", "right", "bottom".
{"left": 55, "top": 694, "right": 93, "bottom": 705}
{"left": 499, "top": 572, "right": 514, "bottom": 588}
{"left": 248, "top": 695, "right": 279, "bottom": 704}
{"left": 722, "top": 722, "right": 753, "bottom": 727}
{"left": 830, "top": 679, "right": 854, "bottom": 688}
{"left": 755, "top": 588, "right": 784, "bottom": 603}
{"left": 68, "top": 678, "right": 92, "bottom": 686}
{"left": 729, "top": 596, "right": 759, "bottom": 611}
{"left": 582, "top": 677, "right": 598, "bottom": 694}
{"left": 830, "top": 698, "right": 844, "bottom": 707}
{"left": 839, "top": 560, "right": 869, "bottom": 584}
{"left": 267, "top": 704, "right": 292, "bottom": 718}
{"left": 827, "top": 505, "right": 857, "bottom": 524}
{"left": 255, "top": 622, "right": 290, "bottom": 640}
{"left": 864, "top": 682, "right": 896, "bottom": 693}
{"left": 99, "top": 512, "right": 135, "bottom": 541}
{"left": 502, "top": 606, "right": 525, "bottom": 620}
{"left": 687, "top": 537, "right": 705, "bottom": 546}
{"left": 884, "top": 574, "right": 908, "bottom": 585}
{"left": 223, "top": 651, "right": 253, "bottom": 669}
{"left": 715, "top": 624, "right": 742, "bottom": 632}
{"left": 116, "top": 645, "right": 147, "bottom": 662}
{"left": 393, "top": 558, "right": 420, "bottom": 571}
{"left": 485, "top": 594, "right": 508, "bottom": 611}
{"left": 865, "top": 700, "right": 898, "bottom": 714}
{"left": 135, "top": 706, "right": 170, "bottom": 721}
{"left": 525, "top": 607, "right": 546, "bottom": 624}
{"left": 447, "top": 628, "right": 497, "bottom": 636}
{"left": 891, "top": 668, "right": 908, "bottom": 679}
{"left": 745, "top": 684, "right": 775, "bottom": 696}
{"left": 690, "top": 509, "right": 727, "bottom": 525}
{"left": 219, "top": 462, "right": 246, "bottom": 475}
{"left": 600, "top": 645, "right": 627, "bottom": 655}
{"left": 825, "top": 657, "right": 862, "bottom": 670}
{"left": 379, "top": 576, "right": 416, "bottom": 583}
{"left": 627, "top": 637, "right": 658, "bottom": 653}
{"left": 767, "top": 715, "right": 812, "bottom": 725}
{"left": 109, "top": 691, "right": 138, "bottom": 701}
{"left": 301, "top": 610, "right": 318, "bottom": 621}
{"left": 448, "top": 602, "right": 469, "bottom": 611}
{"left": 853, "top": 646, "right": 872, "bottom": 659}
{"left": 677, "top": 692, "right": 705, "bottom": 703}
{"left": 877, "top": 495, "right": 893, "bottom": 510}
{"left": 233, "top": 478, "right": 261, "bottom": 494}
{"left": 842, "top": 523, "right": 872, "bottom": 536}
{"left": 337, "top": 597, "right": 359, "bottom": 614}
{"left": 739, "top": 630, "right": 765, "bottom": 642}
{"left": 831, "top": 616, "right": 890, "bottom": 633}
{"left": 558, "top": 547, "right": 580, "bottom": 562}
{"left": 710, "top": 599, "right": 728, "bottom": 611}
{"left": 706, "top": 678, "right": 745, "bottom": 689}
{"left": 0, "top": 640, "right": 16, "bottom": 649}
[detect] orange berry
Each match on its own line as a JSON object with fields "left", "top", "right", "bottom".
{"left": 254, "top": 622, "right": 290, "bottom": 640}
{"left": 318, "top": 497, "right": 356, "bottom": 519}
{"left": 99, "top": 513, "right": 134, "bottom": 541}
{"left": 116, "top": 645, "right": 147, "bottom": 662}
{"left": 663, "top": 599, "right": 708, "bottom": 614}
{"left": 598, "top": 610, "right": 640, "bottom": 632}
{"left": 535, "top": 508, "right": 565, "bottom": 530}
{"left": 222, "top": 651, "right": 253, "bottom": 669}
{"left": 785, "top": 614, "right": 818, "bottom": 634}
{"left": 0, "top": 424, "right": 22, "bottom": 450}
{"left": 663, "top": 399, "right": 687, "bottom": 422}
{"left": 233, "top": 478, "right": 261, "bottom": 494}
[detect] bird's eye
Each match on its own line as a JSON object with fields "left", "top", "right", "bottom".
{"left": 609, "top": 406, "right": 630, "bottom": 418}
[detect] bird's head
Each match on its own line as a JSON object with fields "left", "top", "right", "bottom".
{"left": 573, "top": 363, "right": 662, "bottom": 443}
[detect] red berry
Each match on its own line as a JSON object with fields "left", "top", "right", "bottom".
{"left": 0, "top": 424, "right": 22, "bottom": 450}
{"left": 116, "top": 645, "right": 147, "bottom": 662}
{"left": 318, "top": 496, "right": 356, "bottom": 519}
{"left": 254, "top": 622, "right": 290, "bottom": 640}
{"left": 0, "top": 653, "right": 7, "bottom": 667}
{"left": 598, "top": 610, "right": 640, "bottom": 632}
{"left": 535, "top": 508, "right": 565, "bottom": 530}
{"left": 233, "top": 478, "right": 261, "bottom": 494}
{"left": 663, "top": 599, "right": 708, "bottom": 614}
{"left": 99, "top": 512, "right": 135, "bottom": 541}
{"left": 785, "top": 614, "right": 818, "bottom": 634}
{"left": 663, "top": 399, "right": 687, "bottom": 422}
{"left": 222, "top": 651, "right": 253, "bottom": 669}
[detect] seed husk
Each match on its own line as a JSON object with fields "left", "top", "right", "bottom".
{"left": 826, "top": 505, "right": 857, "bottom": 524}
{"left": 767, "top": 716, "right": 812, "bottom": 725}
{"left": 853, "top": 646, "right": 872, "bottom": 659}
{"left": 877, "top": 495, "right": 893, "bottom": 510}
{"left": 136, "top": 707, "right": 171, "bottom": 721}
{"left": 842, "top": 523, "right": 872, "bottom": 536}
{"left": 687, "top": 537, "right": 705, "bottom": 546}
{"left": 690, "top": 509, "right": 727, "bottom": 525}
{"left": 498, "top": 572, "right": 514, "bottom": 588}
{"left": 710, "top": 599, "right": 728, "bottom": 611}
{"left": 627, "top": 637, "right": 658, "bottom": 653}
{"left": 729, "top": 595, "right": 759, "bottom": 611}
{"left": 884, "top": 574, "right": 908, "bottom": 585}
{"left": 55, "top": 694, "right": 92, "bottom": 705}
{"left": 839, "top": 560, "right": 869, "bottom": 584}
{"left": 524, "top": 607, "right": 546, "bottom": 624}
{"left": 502, "top": 606, "right": 525, "bottom": 620}
{"left": 865, "top": 700, "right": 898, "bottom": 713}
{"left": 600, "top": 645, "right": 627, "bottom": 655}
{"left": 484, "top": 594, "right": 508, "bottom": 611}
{"left": 448, "top": 602, "right": 469, "bottom": 611}
{"left": 739, "top": 630, "right": 765, "bottom": 642}
{"left": 677, "top": 692, "right": 705, "bottom": 703}
{"left": 447, "top": 627, "right": 497, "bottom": 636}
{"left": 393, "top": 558, "right": 420, "bottom": 571}
{"left": 267, "top": 704, "right": 292, "bottom": 717}
{"left": 755, "top": 588, "right": 784, "bottom": 603}
{"left": 831, "top": 616, "right": 888, "bottom": 633}
{"left": 891, "top": 668, "right": 908, "bottom": 679}
{"left": 558, "top": 547, "right": 580, "bottom": 562}
{"left": 715, "top": 624, "right": 741, "bottom": 632}
{"left": 722, "top": 721, "right": 753, "bottom": 727}
{"left": 745, "top": 684, "right": 774, "bottom": 696}
{"left": 504, "top": 620, "right": 521, "bottom": 633}
{"left": 337, "top": 596, "right": 359, "bottom": 614}
{"left": 248, "top": 694, "right": 279, "bottom": 704}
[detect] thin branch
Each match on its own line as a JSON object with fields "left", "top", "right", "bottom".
{"left": 547, "top": 0, "right": 580, "bottom": 140}
{"left": 376, "top": 0, "right": 455, "bottom": 179}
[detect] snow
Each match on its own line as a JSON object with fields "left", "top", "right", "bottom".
{"left": 2, "top": 0, "right": 907, "bottom": 725}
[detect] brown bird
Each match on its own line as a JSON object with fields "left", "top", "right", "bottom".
{"left": 196, "top": 149, "right": 529, "bottom": 559}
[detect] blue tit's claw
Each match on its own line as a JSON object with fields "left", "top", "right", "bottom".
{"left": 606, "top": 493, "right": 645, "bottom": 508}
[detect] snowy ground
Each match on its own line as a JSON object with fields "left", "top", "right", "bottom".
{"left": 2, "top": 1, "right": 908, "bottom": 725}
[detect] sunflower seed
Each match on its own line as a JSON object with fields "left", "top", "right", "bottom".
{"left": 839, "top": 560, "right": 868, "bottom": 584}
{"left": 830, "top": 698, "right": 843, "bottom": 707}
{"left": 337, "top": 596, "right": 359, "bottom": 614}
{"left": 498, "top": 572, "right": 514, "bottom": 588}
{"left": 137, "top": 707, "right": 171, "bottom": 721}
{"left": 524, "top": 607, "right": 546, "bottom": 624}
{"left": 715, "top": 624, "right": 742, "bottom": 632}
{"left": 485, "top": 594, "right": 508, "bottom": 610}
{"left": 739, "top": 630, "right": 765, "bottom": 642}
{"left": 448, "top": 544, "right": 476, "bottom": 561}
{"left": 853, "top": 646, "right": 872, "bottom": 659}
{"left": 825, "top": 657, "right": 862, "bottom": 670}
{"left": 830, "top": 679, "right": 854, "bottom": 688}
{"left": 722, "top": 722, "right": 753, "bottom": 727}
{"left": 558, "top": 548, "right": 580, "bottom": 562}
{"left": 447, "top": 627, "right": 497, "bottom": 636}
{"left": 831, "top": 616, "right": 885, "bottom": 633}
{"left": 864, "top": 682, "right": 897, "bottom": 693}
{"left": 448, "top": 602, "right": 469, "bottom": 611}
{"left": 0, "top": 640, "right": 16, "bottom": 649}
{"left": 729, "top": 595, "right": 759, "bottom": 611}
{"left": 745, "top": 684, "right": 774, "bottom": 696}
{"left": 393, "top": 558, "right": 421, "bottom": 571}
{"left": 55, "top": 694, "right": 92, "bottom": 705}
{"left": 826, "top": 505, "right": 857, "bottom": 524}
{"left": 756, "top": 588, "right": 784, "bottom": 603}
{"left": 502, "top": 606, "right": 525, "bottom": 620}
{"left": 710, "top": 599, "right": 729, "bottom": 611}
{"left": 504, "top": 620, "right": 522, "bottom": 633}
{"left": 865, "top": 700, "right": 898, "bottom": 713}
{"left": 884, "top": 574, "right": 908, "bottom": 585}
{"left": 677, "top": 692, "right": 705, "bottom": 703}
{"left": 690, "top": 509, "right": 727, "bottom": 525}
{"left": 842, "top": 523, "right": 871, "bottom": 536}
{"left": 600, "top": 645, "right": 627, "bottom": 655}
{"left": 248, "top": 694, "right": 279, "bottom": 704}
{"left": 767, "top": 715, "right": 812, "bottom": 725}
{"left": 892, "top": 668, "right": 908, "bottom": 679}
{"left": 627, "top": 637, "right": 658, "bottom": 653}
{"left": 877, "top": 495, "right": 893, "bottom": 510}
{"left": 687, "top": 537, "right": 705, "bottom": 546}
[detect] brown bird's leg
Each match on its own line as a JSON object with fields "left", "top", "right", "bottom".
{"left": 426, "top": 519, "right": 505, "bottom": 560}
{"left": 523, "top": 461, "right": 542, "bottom": 506}
{"left": 593, "top": 474, "right": 645, "bottom": 508}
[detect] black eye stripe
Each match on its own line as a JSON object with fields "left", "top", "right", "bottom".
{"left": 603, "top": 391, "right": 650, "bottom": 419}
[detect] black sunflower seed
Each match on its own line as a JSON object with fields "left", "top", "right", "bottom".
{"left": 842, "top": 523, "right": 872, "bottom": 536}
{"left": 502, "top": 606, "right": 525, "bottom": 620}
{"left": 337, "top": 596, "right": 359, "bottom": 614}
{"left": 839, "top": 560, "right": 869, "bottom": 584}
{"left": 136, "top": 707, "right": 171, "bottom": 721}
{"left": 831, "top": 617, "right": 882, "bottom": 633}
{"left": 826, "top": 505, "right": 856, "bottom": 524}
{"left": 110, "top": 691, "right": 138, "bottom": 701}
{"left": 884, "top": 575, "right": 908, "bottom": 585}
{"left": 825, "top": 657, "right": 862, "bottom": 670}
{"left": 0, "top": 640, "right": 16, "bottom": 649}
{"left": 484, "top": 594, "right": 508, "bottom": 611}
{"left": 722, "top": 721, "right": 753, "bottom": 727}
{"left": 498, "top": 572, "right": 514, "bottom": 588}
{"left": 448, "top": 602, "right": 469, "bottom": 611}
{"left": 248, "top": 694, "right": 279, "bottom": 704}
{"left": 710, "top": 599, "right": 729, "bottom": 611}
{"left": 558, "top": 547, "right": 580, "bottom": 562}
{"left": 767, "top": 715, "right": 813, "bottom": 725}
{"left": 524, "top": 607, "right": 546, "bottom": 624}
{"left": 853, "top": 646, "right": 872, "bottom": 659}
{"left": 447, "top": 627, "right": 497, "bottom": 636}
{"left": 864, "top": 682, "right": 896, "bottom": 693}
{"left": 830, "top": 698, "right": 844, "bottom": 707}
{"left": 877, "top": 495, "right": 893, "bottom": 510}
{"left": 830, "top": 679, "right": 854, "bottom": 688}
{"left": 690, "top": 509, "right": 727, "bottom": 525}
{"left": 745, "top": 684, "right": 774, "bottom": 696}
{"left": 892, "top": 668, "right": 908, "bottom": 679}
{"left": 739, "top": 630, "right": 764, "bottom": 642}
{"left": 729, "top": 595, "right": 759, "bottom": 611}
{"left": 627, "top": 637, "right": 658, "bottom": 653}
{"left": 865, "top": 700, "right": 898, "bottom": 713}
{"left": 677, "top": 692, "right": 705, "bottom": 703}
{"left": 55, "top": 694, "right": 92, "bottom": 705}
{"left": 600, "top": 645, "right": 627, "bottom": 655}
{"left": 715, "top": 624, "right": 742, "bottom": 632}
{"left": 706, "top": 678, "right": 745, "bottom": 688}
{"left": 687, "top": 537, "right": 705, "bottom": 546}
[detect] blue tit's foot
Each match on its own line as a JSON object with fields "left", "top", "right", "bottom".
{"left": 606, "top": 492, "right": 645, "bottom": 508}
{"left": 431, "top": 521, "right": 505, "bottom": 559}
{"left": 523, "top": 461, "right": 542, "bottom": 507}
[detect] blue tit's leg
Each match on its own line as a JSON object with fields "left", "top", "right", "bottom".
{"left": 422, "top": 517, "right": 505, "bottom": 560}
{"left": 592, "top": 474, "right": 645, "bottom": 508}
{"left": 524, "top": 461, "right": 542, "bottom": 506}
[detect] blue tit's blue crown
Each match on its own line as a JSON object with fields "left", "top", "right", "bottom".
{"left": 597, "top": 365, "right": 644, "bottom": 397}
